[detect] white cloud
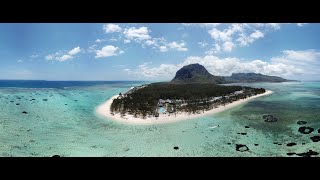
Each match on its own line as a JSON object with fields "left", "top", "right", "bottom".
{"left": 207, "top": 24, "right": 245, "bottom": 52}
{"left": 124, "top": 39, "right": 131, "bottom": 43}
{"left": 68, "top": 47, "right": 81, "bottom": 56}
{"left": 45, "top": 55, "right": 54, "bottom": 60}
{"left": 272, "top": 49, "right": 320, "bottom": 66}
{"left": 182, "top": 23, "right": 221, "bottom": 28}
{"left": 123, "top": 68, "right": 131, "bottom": 72}
{"left": 214, "top": 44, "right": 221, "bottom": 53}
{"left": 222, "top": 41, "right": 234, "bottom": 52}
{"left": 95, "top": 45, "right": 123, "bottom": 58}
{"left": 297, "top": 23, "right": 308, "bottom": 27}
{"left": 159, "top": 46, "right": 168, "bottom": 52}
{"left": 95, "top": 39, "right": 103, "bottom": 43}
{"left": 265, "top": 23, "right": 281, "bottom": 30}
{"left": 106, "top": 25, "right": 189, "bottom": 53}
{"left": 250, "top": 30, "right": 264, "bottom": 39}
{"left": 237, "top": 30, "right": 264, "bottom": 47}
{"left": 17, "top": 59, "right": 23, "bottom": 63}
{"left": 208, "top": 28, "right": 233, "bottom": 42}
{"left": 270, "top": 49, "right": 320, "bottom": 80}
{"left": 46, "top": 46, "right": 81, "bottom": 62}
{"left": 145, "top": 39, "right": 156, "bottom": 45}
{"left": 204, "top": 23, "right": 283, "bottom": 52}
{"left": 123, "top": 27, "right": 151, "bottom": 41}
{"left": 167, "top": 42, "right": 188, "bottom": 51}
{"left": 201, "top": 23, "right": 221, "bottom": 27}
{"left": 103, "top": 24, "right": 122, "bottom": 33}
{"left": 58, "top": 55, "right": 73, "bottom": 62}
{"left": 205, "top": 43, "right": 221, "bottom": 55}
{"left": 198, "top": 41, "right": 208, "bottom": 48}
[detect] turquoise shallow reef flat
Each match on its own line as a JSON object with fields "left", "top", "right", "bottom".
{"left": 0, "top": 81, "right": 319, "bottom": 157}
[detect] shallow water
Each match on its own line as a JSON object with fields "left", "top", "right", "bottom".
{"left": 0, "top": 81, "right": 319, "bottom": 157}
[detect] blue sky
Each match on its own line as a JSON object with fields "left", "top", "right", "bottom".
{"left": 0, "top": 23, "right": 319, "bottom": 81}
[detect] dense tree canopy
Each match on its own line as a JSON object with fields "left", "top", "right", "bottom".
{"left": 110, "top": 83, "right": 265, "bottom": 118}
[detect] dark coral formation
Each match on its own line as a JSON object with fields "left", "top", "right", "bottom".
{"left": 263, "top": 114, "right": 278, "bottom": 122}
{"left": 286, "top": 143, "right": 297, "bottom": 147}
{"left": 298, "top": 127, "right": 314, "bottom": 134}
{"left": 296, "top": 150, "right": 319, "bottom": 157}
{"left": 297, "top": 121, "right": 307, "bottom": 125}
{"left": 310, "top": 136, "right": 320, "bottom": 142}
{"left": 236, "top": 144, "right": 249, "bottom": 152}
{"left": 237, "top": 133, "right": 247, "bottom": 135}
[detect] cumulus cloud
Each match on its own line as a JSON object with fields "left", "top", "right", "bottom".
{"left": 182, "top": 23, "right": 285, "bottom": 52}
{"left": 272, "top": 49, "right": 320, "bottom": 68}
{"left": 103, "top": 24, "right": 122, "bottom": 33}
{"left": 159, "top": 46, "right": 168, "bottom": 52}
{"left": 59, "top": 55, "right": 73, "bottom": 61}
{"left": 124, "top": 39, "right": 131, "bottom": 44}
{"left": 167, "top": 42, "right": 188, "bottom": 51}
{"left": 207, "top": 24, "right": 245, "bottom": 52}
{"left": 121, "top": 26, "right": 189, "bottom": 53}
{"left": 46, "top": 46, "right": 81, "bottom": 62}
{"left": 182, "top": 23, "right": 221, "bottom": 28}
{"left": 265, "top": 23, "right": 281, "bottom": 30}
{"left": 68, "top": 47, "right": 81, "bottom": 55}
{"left": 17, "top": 59, "right": 23, "bottom": 63}
{"left": 95, "top": 39, "right": 103, "bottom": 43}
{"left": 157, "top": 41, "right": 188, "bottom": 52}
{"left": 237, "top": 30, "right": 264, "bottom": 46}
{"left": 45, "top": 55, "right": 54, "bottom": 60}
{"left": 297, "top": 23, "right": 308, "bottom": 27}
{"left": 123, "top": 27, "right": 151, "bottom": 41}
{"left": 269, "top": 49, "right": 320, "bottom": 80}
{"left": 222, "top": 42, "right": 234, "bottom": 52}
{"left": 95, "top": 45, "right": 123, "bottom": 58}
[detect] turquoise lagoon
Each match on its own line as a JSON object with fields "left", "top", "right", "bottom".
{"left": 0, "top": 81, "right": 319, "bottom": 157}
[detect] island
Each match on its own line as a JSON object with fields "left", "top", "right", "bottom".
{"left": 96, "top": 64, "right": 276, "bottom": 125}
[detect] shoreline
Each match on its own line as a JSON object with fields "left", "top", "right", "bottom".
{"left": 95, "top": 90, "right": 273, "bottom": 125}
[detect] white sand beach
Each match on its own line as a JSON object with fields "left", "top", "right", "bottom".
{"left": 96, "top": 90, "right": 273, "bottom": 125}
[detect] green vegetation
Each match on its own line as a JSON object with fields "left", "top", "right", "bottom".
{"left": 110, "top": 83, "right": 266, "bottom": 118}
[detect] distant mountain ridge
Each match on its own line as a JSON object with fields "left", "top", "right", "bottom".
{"left": 224, "top": 73, "right": 294, "bottom": 83}
{"left": 170, "top": 63, "right": 294, "bottom": 84}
